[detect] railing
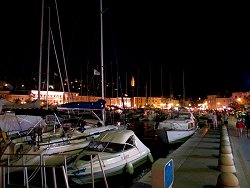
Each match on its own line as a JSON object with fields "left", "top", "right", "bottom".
{"left": 0, "top": 152, "right": 109, "bottom": 188}
{"left": 0, "top": 153, "right": 70, "bottom": 188}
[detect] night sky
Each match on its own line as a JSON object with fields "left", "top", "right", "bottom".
{"left": 1, "top": 1, "right": 250, "bottom": 99}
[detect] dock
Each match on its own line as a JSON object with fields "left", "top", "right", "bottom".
{"left": 132, "top": 119, "right": 250, "bottom": 188}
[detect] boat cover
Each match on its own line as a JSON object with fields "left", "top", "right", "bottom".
{"left": 58, "top": 99, "right": 106, "bottom": 110}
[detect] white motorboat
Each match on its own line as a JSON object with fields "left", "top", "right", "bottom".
{"left": 66, "top": 129, "right": 154, "bottom": 185}
{"left": 156, "top": 111, "right": 198, "bottom": 144}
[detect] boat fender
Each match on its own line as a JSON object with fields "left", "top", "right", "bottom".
{"left": 126, "top": 162, "right": 134, "bottom": 175}
{"left": 147, "top": 153, "right": 154, "bottom": 163}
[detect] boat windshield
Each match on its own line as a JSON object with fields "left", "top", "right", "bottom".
{"left": 177, "top": 113, "right": 191, "bottom": 120}
{"left": 87, "top": 140, "right": 126, "bottom": 153}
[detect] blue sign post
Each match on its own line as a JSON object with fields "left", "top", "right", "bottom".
{"left": 164, "top": 159, "right": 174, "bottom": 188}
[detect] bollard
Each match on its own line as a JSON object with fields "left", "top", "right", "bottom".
{"left": 220, "top": 140, "right": 230, "bottom": 147}
{"left": 221, "top": 125, "right": 227, "bottom": 130}
{"left": 220, "top": 145, "right": 233, "bottom": 159}
{"left": 216, "top": 172, "right": 239, "bottom": 188}
{"left": 152, "top": 158, "right": 174, "bottom": 188}
{"left": 220, "top": 135, "right": 230, "bottom": 142}
{"left": 221, "top": 130, "right": 228, "bottom": 136}
{"left": 221, "top": 125, "right": 228, "bottom": 133}
{"left": 220, "top": 145, "right": 232, "bottom": 154}
{"left": 218, "top": 156, "right": 236, "bottom": 173}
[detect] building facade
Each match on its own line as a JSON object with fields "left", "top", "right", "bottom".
{"left": 2, "top": 89, "right": 250, "bottom": 110}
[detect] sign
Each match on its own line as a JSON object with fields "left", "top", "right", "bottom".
{"left": 164, "top": 159, "right": 174, "bottom": 188}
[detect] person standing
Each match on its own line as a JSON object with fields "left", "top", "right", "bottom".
{"left": 222, "top": 111, "right": 229, "bottom": 128}
{"left": 212, "top": 112, "right": 218, "bottom": 129}
{"left": 207, "top": 111, "right": 213, "bottom": 129}
{"left": 217, "top": 111, "right": 222, "bottom": 126}
{"left": 235, "top": 117, "right": 245, "bottom": 137}
{"left": 244, "top": 111, "right": 250, "bottom": 138}
{"left": 0, "top": 128, "right": 3, "bottom": 154}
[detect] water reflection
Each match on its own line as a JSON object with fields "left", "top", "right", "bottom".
{"left": 127, "top": 120, "right": 170, "bottom": 159}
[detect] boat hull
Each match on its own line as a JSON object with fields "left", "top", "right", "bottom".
{"left": 156, "top": 128, "right": 197, "bottom": 144}
{"left": 69, "top": 154, "right": 149, "bottom": 184}
{"left": 67, "top": 129, "right": 154, "bottom": 185}
{"left": 1, "top": 125, "right": 119, "bottom": 173}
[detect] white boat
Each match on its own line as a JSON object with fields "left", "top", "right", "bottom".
{"left": 139, "top": 109, "right": 157, "bottom": 121}
{"left": 0, "top": 108, "right": 59, "bottom": 138}
{"left": 66, "top": 129, "right": 154, "bottom": 185}
{"left": 1, "top": 124, "right": 119, "bottom": 172}
{"left": 156, "top": 111, "right": 198, "bottom": 144}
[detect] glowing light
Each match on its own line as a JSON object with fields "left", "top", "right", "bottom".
{"left": 131, "top": 76, "right": 135, "bottom": 87}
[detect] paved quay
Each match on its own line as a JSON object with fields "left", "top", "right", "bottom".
{"left": 132, "top": 120, "right": 250, "bottom": 188}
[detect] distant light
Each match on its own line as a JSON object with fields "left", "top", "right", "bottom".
{"left": 131, "top": 76, "right": 135, "bottom": 87}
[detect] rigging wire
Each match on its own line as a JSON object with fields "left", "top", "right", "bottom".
{"left": 50, "top": 28, "right": 65, "bottom": 94}
{"left": 54, "top": 0, "right": 71, "bottom": 102}
{"left": 106, "top": 7, "right": 127, "bottom": 123}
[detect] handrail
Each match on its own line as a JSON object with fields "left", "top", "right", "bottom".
{"left": 0, "top": 152, "right": 110, "bottom": 187}
{"left": 0, "top": 152, "right": 75, "bottom": 188}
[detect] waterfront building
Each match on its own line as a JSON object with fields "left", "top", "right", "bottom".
{"left": 0, "top": 91, "right": 10, "bottom": 100}
{"left": 1, "top": 87, "right": 250, "bottom": 111}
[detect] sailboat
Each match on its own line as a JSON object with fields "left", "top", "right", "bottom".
{"left": 0, "top": 0, "right": 119, "bottom": 172}
{"left": 66, "top": 1, "right": 155, "bottom": 185}
{"left": 0, "top": 1, "right": 55, "bottom": 140}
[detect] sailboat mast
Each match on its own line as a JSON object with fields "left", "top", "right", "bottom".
{"left": 182, "top": 70, "right": 185, "bottom": 107}
{"left": 161, "top": 64, "right": 163, "bottom": 98}
{"left": 54, "top": 0, "right": 71, "bottom": 102}
{"left": 100, "top": 0, "right": 105, "bottom": 123}
{"left": 46, "top": 7, "right": 51, "bottom": 110}
{"left": 149, "top": 62, "right": 151, "bottom": 102}
{"left": 126, "top": 72, "right": 128, "bottom": 95}
{"left": 38, "top": 0, "right": 44, "bottom": 104}
{"left": 170, "top": 72, "right": 173, "bottom": 99}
